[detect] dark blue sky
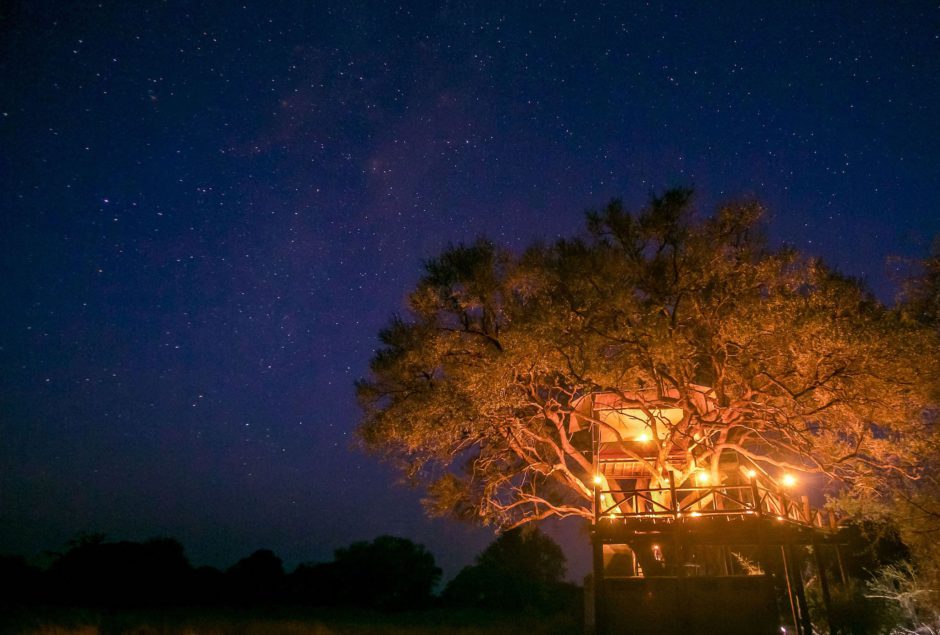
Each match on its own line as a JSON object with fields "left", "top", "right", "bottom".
{"left": 2, "top": 1, "right": 938, "bottom": 580}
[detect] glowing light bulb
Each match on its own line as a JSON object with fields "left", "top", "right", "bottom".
{"left": 695, "top": 471, "right": 710, "bottom": 485}
{"left": 746, "top": 469, "right": 758, "bottom": 479}
{"left": 593, "top": 475, "right": 602, "bottom": 485}
{"left": 781, "top": 473, "right": 797, "bottom": 488}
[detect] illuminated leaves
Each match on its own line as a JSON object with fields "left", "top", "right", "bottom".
{"left": 357, "top": 190, "right": 940, "bottom": 529}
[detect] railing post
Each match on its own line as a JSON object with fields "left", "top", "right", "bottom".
{"left": 750, "top": 475, "right": 762, "bottom": 517}
{"left": 668, "top": 471, "right": 686, "bottom": 578}
{"left": 594, "top": 480, "right": 601, "bottom": 521}
{"left": 668, "top": 471, "right": 678, "bottom": 518}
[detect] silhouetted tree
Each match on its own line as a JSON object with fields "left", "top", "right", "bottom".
{"left": 227, "top": 549, "right": 285, "bottom": 604}
{"left": 444, "top": 527, "right": 574, "bottom": 611}
{"left": 0, "top": 555, "right": 42, "bottom": 607}
{"left": 292, "top": 536, "right": 440, "bottom": 611}
{"left": 191, "top": 565, "right": 226, "bottom": 605}
{"left": 901, "top": 236, "right": 940, "bottom": 329}
{"left": 288, "top": 560, "right": 337, "bottom": 605}
{"left": 47, "top": 536, "right": 192, "bottom": 607}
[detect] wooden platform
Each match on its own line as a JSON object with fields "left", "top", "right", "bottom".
{"left": 596, "top": 514, "right": 844, "bottom": 546}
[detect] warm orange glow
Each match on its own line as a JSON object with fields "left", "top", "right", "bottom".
{"left": 635, "top": 431, "right": 651, "bottom": 443}
{"left": 695, "top": 471, "right": 710, "bottom": 485}
{"left": 690, "top": 511, "right": 702, "bottom": 517}
{"left": 746, "top": 469, "right": 758, "bottom": 479}
{"left": 781, "top": 473, "right": 797, "bottom": 488}
{"left": 593, "top": 475, "right": 602, "bottom": 485}
{"left": 651, "top": 544, "right": 664, "bottom": 562}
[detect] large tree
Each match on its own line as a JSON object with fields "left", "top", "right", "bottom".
{"left": 357, "top": 191, "right": 940, "bottom": 529}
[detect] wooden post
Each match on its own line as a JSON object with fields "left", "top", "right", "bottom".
{"left": 591, "top": 420, "right": 605, "bottom": 635}
{"left": 669, "top": 471, "right": 683, "bottom": 577}
{"left": 669, "top": 470, "right": 678, "bottom": 519}
{"left": 787, "top": 543, "right": 813, "bottom": 635}
{"left": 825, "top": 511, "right": 849, "bottom": 586}
{"left": 592, "top": 532, "right": 605, "bottom": 635}
{"left": 780, "top": 544, "right": 800, "bottom": 634}
{"left": 751, "top": 472, "right": 772, "bottom": 602}
{"left": 834, "top": 543, "right": 847, "bottom": 585}
{"left": 750, "top": 475, "right": 762, "bottom": 517}
{"left": 813, "top": 537, "right": 836, "bottom": 635}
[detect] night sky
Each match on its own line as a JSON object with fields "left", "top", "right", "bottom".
{"left": 2, "top": 2, "right": 938, "bottom": 581}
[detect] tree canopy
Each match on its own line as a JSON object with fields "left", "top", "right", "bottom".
{"left": 357, "top": 190, "right": 940, "bottom": 529}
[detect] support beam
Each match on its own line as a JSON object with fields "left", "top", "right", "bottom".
{"left": 813, "top": 539, "right": 836, "bottom": 635}
{"left": 780, "top": 544, "right": 800, "bottom": 634}
{"left": 785, "top": 544, "right": 813, "bottom": 635}
{"left": 592, "top": 531, "right": 605, "bottom": 635}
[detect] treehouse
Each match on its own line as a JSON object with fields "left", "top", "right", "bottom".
{"left": 572, "top": 388, "right": 846, "bottom": 635}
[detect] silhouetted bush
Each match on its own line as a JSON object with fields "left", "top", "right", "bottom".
{"left": 4, "top": 531, "right": 580, "bottom": 616}
{"left": 290, "top": 535, "right": 441, "bottom": 611}
{"left": 190, "top": 565, "right": 227, "bottom": 605}
{"left": 47, "top": 536, "right": 193, "bottom": 607}
{"left": 443, "top": 527, "right": 577, "bottom": 612}
{"left": 0, "top": 554, "right": 42, "bottom": 607}
{"left": 226, "top": 548, "right": 285, "bottom": 604}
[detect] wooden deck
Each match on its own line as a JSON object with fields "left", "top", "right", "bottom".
{"left": 596, "top": 481, "right": 838, "bottom": 533}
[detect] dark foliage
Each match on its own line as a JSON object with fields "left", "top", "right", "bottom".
{"left": 291, "top": 535, "right": 442, "bottom": 611}
{"left": 0, "top": 555, "right": 42, "bottom": 606}
{"left": 443, "top": 527, "right": 578, "bottom": 612}
{"left": 1, "top": 533, "right": 442, "bottom": 612}
{"left": 227, "top": 549, "right": 286, "bottom": 604}
{"left": 45, "top": 536, "right": 193, "bottom": 608}
{"left": 799, "top": 522, "right": 911, "bottom": 634}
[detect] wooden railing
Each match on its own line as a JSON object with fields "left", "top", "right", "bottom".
{"left": 595, "top": 481, "right": 838, "bottom": 531}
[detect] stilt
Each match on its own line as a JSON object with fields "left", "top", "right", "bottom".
{"left": 813, "top": 538, "right": 836, "bottom": 635}
{"left": 780, "top": 544, "right": 801, "bottom": 634}
{"left": 786, "top": 544, "right": 813, "bottom": 635}
{"left": 834, "top": 542, "right": 847, "bottom": 585}
{"left": 592, "top": 531, "right": 605, "bottom": 635}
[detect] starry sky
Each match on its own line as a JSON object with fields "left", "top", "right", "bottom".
{"left": 2, "top": 2, "right": 938, "bottom": 581}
